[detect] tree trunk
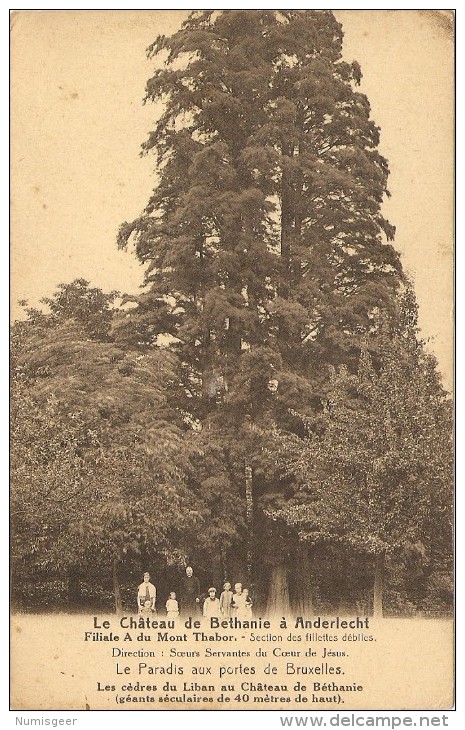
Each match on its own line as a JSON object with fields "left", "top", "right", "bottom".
{"left": 280, "top": 140, "right": 294, "bottom": 298}
{"left": 10, "top": 559, "right": 14, "bottom": 608}
{"left": 267, "top": 563, "right": 291, "bottom": 617}
{"left": 68, "top": 567, "right": 81, "bottom": 608}
{"left": 221, "top": 548, "right": 228, "bottom": 584}
{"left": 211, "top": 556, "right": 224, "bottom": 593}
{"left": 113, "top": 560, "right": 123, "bottom": 615}
{"left": 373, "top": 550, "right": 386, "bottom": 618}
{"left": 245, "top": 464, "right": 253, "bottom": 585}
{"left": 292, "top": 120, "right": 304, "bottom": 289}
{"left": 338, "top": 597, "right": 353, "bottom": 616}
{"left": 295, "top": 544, "right": 314, "bottom": 615}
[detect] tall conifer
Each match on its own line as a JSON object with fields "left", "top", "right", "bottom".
{"left": 118, "top": 11, "right": 412, "bottom": 604}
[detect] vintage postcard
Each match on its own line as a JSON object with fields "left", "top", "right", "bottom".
{"left": 10, "top": 9, "right": 454, "bottom": 713}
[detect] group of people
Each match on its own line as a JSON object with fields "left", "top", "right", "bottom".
{"left": 202, "top": 582, "right": 253, "bottom": 619}
{"left": 137, "top": 567, "right": 253, "bottom": 619}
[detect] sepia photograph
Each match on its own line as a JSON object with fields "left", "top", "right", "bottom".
{"left": 10, "top": 8, "right": 454, "bottom": 713}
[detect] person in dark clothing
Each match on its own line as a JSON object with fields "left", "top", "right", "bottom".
{"left": 179, "top": 566, "right": 201, "bottom": 616}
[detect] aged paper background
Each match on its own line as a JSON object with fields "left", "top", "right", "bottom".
{"left": 11, "top": 614, "right": 453, "bottom": 711}
{"left": 10, "top": 9, "right": 454, "bottom": 713}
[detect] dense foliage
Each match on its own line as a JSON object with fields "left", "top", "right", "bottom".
{"left": 11, "top": 11, "right": 453, "bottom": 614}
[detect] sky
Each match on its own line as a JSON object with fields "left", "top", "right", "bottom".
{"left": 10, "top": 10, "right": 454, "bottom": 389}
